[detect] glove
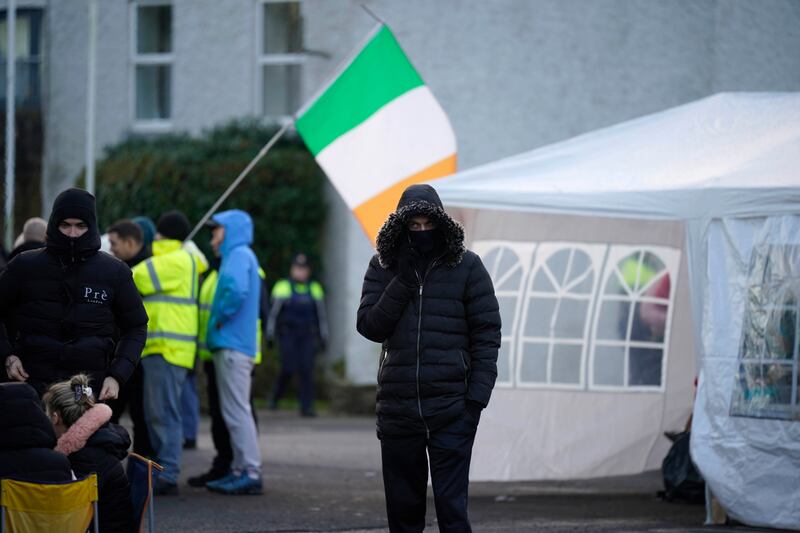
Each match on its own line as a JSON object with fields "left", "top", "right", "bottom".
{"left": 396, "top": 244, "right": 419, "bottom": 287}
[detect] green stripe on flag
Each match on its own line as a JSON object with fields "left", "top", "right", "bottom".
{"left": 296, "top": 26, "right": 424, "bottom": 155}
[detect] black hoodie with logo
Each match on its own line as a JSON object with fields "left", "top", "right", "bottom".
{"left": 357, "top": 184, "right": 502, "bottom": 438}
{"left": 0, "top": 189, "right": 148, "bottom": 395}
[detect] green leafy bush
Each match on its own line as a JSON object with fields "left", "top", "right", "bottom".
{"left": 94, "top": 119, "right": 327, "bottom": 286}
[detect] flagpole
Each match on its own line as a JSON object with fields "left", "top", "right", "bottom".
{"left": 185, "top": 121, "right": 291, "bottom": 242}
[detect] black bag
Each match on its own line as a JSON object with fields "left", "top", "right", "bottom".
{"left": 661, "top": 431, "right": 705, "bottom": 504}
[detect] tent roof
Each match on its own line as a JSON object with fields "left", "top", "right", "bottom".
{"left": 436, "top": 92, "right": 800, "bottom": 219}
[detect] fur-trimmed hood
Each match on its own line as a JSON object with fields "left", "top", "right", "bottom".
{"left": 375, "top": 184, "right": 465, "bottom": 268}
{"left": 55, "top": 404, "right": 129, "bottom": 460}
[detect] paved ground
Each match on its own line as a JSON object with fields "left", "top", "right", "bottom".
{"left": 141, "top": 411, "right": 751, "bottom": 532}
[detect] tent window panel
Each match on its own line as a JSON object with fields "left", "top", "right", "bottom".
{"left": 498, "top": 296, "right": 518, "bottom": 334}
{"left": 554, "top": 298, "right": 589, "bottom": 338}
{"left": 497, "top": 267, "right": 523, "bottom": 291}
{"left": 631, "top": 302, "right": 667, "bottom": 343}
{"left": 532, "top": 270, "right": 555, "bottom": 291}
{"left": 596, "top": 301, "right": 631, "bottom": 341}
{"left": 497, "top": 341, "right": 512, "bottom": 383}
{"left": 628, "top": 347, "right": 663, "bottom": 386}
{"left": 593, "top": 345, "right": 625, "bottom": 386}
{"left": 551, "top": 343, "right": 582, "bottom": 384}
{"left": 732, "top": 363, "right": 795, "bottom": 418}
{"left": 520, "top": 342, "right": 548, "bottom": 383}
{"left": 524, "top": 297, "right": 557, "bottom": 338}
{"left": 569, "top": 273, "right": 595, "bottom": 295}
{"left": 546, "top": 249, "right": 571, "bottom": 285}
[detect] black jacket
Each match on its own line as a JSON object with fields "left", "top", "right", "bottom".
{"left": 0, "top": 382, "right": 72, "bottom": 482}
{"left": 0, "top": 189, "right": 148, "bottom": 395}
{"left": 357, "top": 185, "right": 501, "bottom": 437}
{"left": 58, "top": 406, "right": 136, "bottom": 533}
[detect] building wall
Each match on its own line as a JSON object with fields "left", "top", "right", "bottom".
{"left": 32, "top": 0, "right": 800, "bottom": 384}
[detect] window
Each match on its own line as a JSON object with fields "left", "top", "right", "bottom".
{"left": 590, "top": 246, "right": 679, "bottom": 391}
{"left": 516, "top": 244, "right": 604, "bottom": 389}
{"left": 131, "top": 2, "right": 173, "bottom": 128}
{"left": 257, "top": 1, "right": 304, "bottom": 120}
{"left": 0, "top": 8, "right": 43, "bottom": 109}
{"left": 475, "top": 242, "right": 536, "bottom": 387}
{"left": 731, "top": 244, "right": 799, "bottom": 420}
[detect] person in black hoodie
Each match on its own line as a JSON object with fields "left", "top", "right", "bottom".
{"left": 0, "top": 188, "right": 149, "bottom": 398}
{"left": 357, "top": 184, "right": 502, "bottom": 533}
{"left": 45, "top": 374, "right": 136, "bottom": 533}
{"left": 0, "top": 382, "right": 72, "bottom": 482}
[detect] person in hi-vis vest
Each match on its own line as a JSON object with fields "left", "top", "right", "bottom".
{"left": 267, "top": 253, "right": 329, "bottom": 417}
{"left": 132, "top": 211, "right": 206, "bottom": 496}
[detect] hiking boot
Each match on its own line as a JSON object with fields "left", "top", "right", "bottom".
{"left": 206, "top": 472, "right": 239, "bottom": 493}
{"left": 216, "top": 472, "right": 263, "bottom": 495}
{"left": 153, "top": 478, "right": 178, "bottom": 496}
{"left": 188, "top": 468, "right": 230, "bottom": 488}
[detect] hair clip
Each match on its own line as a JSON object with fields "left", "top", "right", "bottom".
{"left": 73, "top": 384, "right": 93, "bottom": 401}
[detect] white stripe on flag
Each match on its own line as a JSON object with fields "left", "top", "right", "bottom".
{"left": 314, "top": 86, "right": 456, "bottom": 209}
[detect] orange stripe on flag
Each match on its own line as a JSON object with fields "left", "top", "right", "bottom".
{"left": 354, "top": 154, "right": 457, "bottom": 243}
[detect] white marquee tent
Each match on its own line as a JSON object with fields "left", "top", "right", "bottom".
{"left": 435, "top": 92, "right": 800, "bottom": 530}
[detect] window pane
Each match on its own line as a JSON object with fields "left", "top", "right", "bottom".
{"left": 604, "top": 270, "right": 628, "bottom": 295}
{"left": 497, "top": 340, "right": 511, "bottom": 383}
{"left": 262, "top": 64, "right": 300, "bottom": 117}
{"left": 0, "top": 16, "right": 32, "bottom": 59}
{"left": 628, "top": 347, "right": 662, "bottom": 386}
{"left": 520, "top": 342, "right": 548, "bottom": 383}
{"left": 498, "top": 296, "right": 517, "bottom": 331}
{"left": 732, "top": 363, "right": 795, "bottom": 418}
{"left": 568, "top": 271, "right": 594, "bottom": 294}
{"left": 593, "top": 345, "right": 625, "bottom": 386}
{"left": 765, "top": 306, "right": 796, "bottom": 360}
{"left": 554, "top": 298, "right": 588, "bottom": 338}
{"left": 546, "top": 249, "right": 570, "bottom": 285}
{"left": 565, "top": 250, "right": 591, "bottom": 285}
{"left": 631, "top": 302, "right": 666, "bottom": 343}
{"left": 497, "top": 267, "right": 522, "bottom": 291}
{"left": 532, "top": 269, "right": 555, "bottom": 292}
{"left": 551, "top": 344, "right": 581, "bottom": 384}
{"left": 137, "top": 6, "right": 172, "bottom": 54}
{"left": 523, "top": 297, "right": 556, "bottom": 337}
{"left": 263, "top": 2, "right": 302, "bottom": 54}
{"left": 596, "top": 301, "right": 630, "bottom": 340}
{"left": 135, "top": 65, "right": 170, "bottom": 120}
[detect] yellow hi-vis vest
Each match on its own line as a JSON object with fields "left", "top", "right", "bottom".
{"left": 198, "top": 268, "right": 265, "bottom": 364}
{"left": 133, "top": 239, "right": 207, "bottom": 369}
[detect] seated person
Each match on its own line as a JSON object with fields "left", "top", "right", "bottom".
{"left": 44, "top": 374, "right": 136, "bottom": 533}
{"left": 0, "top": 382, "right": 72, "bottom": 482}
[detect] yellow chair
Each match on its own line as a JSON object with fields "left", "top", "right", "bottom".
{"left": 1, "top": 474, "right": 99, "bottom": 533}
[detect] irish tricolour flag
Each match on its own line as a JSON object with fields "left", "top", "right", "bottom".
{"left": 296, "top": 25, "right": 457, "bottom": 242}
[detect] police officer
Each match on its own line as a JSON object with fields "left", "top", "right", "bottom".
{"left": 267, "top": 253, "right": 328, "bottom": 417}
{"left": 0, "top": 188, "right": 148, "bottom": 398}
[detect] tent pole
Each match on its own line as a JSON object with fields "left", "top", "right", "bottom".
{"left": 85, "top": 0, "right": 98, "bottom": 195}
{"left": 4, "top": 0, "right": 16, "bottom": 250}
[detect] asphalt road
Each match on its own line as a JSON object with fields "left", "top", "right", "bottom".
{"left": 144, "top": 412, "right": 727, "bottom": 532}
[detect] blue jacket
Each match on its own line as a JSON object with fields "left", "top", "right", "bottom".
{"left": 207, "top": 210, "right": 260, "bottom": 357}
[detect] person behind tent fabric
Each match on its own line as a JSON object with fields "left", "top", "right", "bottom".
{"left": 0, "top": 382, "right": 72, "bottom": 482}
{"left": 188, "top": 253, "right": 268, "bottom": 488}
{"left": 0, "top": 188, "right": 148, "bottom": 398}
{"left": 202, "top": 209, "right": 263, "bottom": 495}
{"left": 45, "top": 374, "right": 136, "bottom": 533}
{"left": 266, "top": 253, "right": 329, "bottom": 417}
{"left": 132, "top": 210, "right": 206, "bottom": 495}
{"left": 356, "top": 184, "right": 501, "bottom": 533}
{"left": 106, "top": 219, "right": 154, "bottom": 458}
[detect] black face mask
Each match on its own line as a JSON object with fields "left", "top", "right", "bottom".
{"left": 408, "top": 229, "right": 443, "bottom": 256}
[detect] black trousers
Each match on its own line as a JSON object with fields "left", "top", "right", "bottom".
{"left": 109, "top": 364, "right": 153, "bottom": 457}
{"left": 380, "top": 412, "right": 479, "bottom": 533}
{"left": 204, "top": 360, "right": 259, "bottom": 474}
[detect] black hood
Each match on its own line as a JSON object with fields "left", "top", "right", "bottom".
{"left": 85, "top": 423, "right": 132, "bottom": 461}
{"left": 0, "top": 382, "right": 58, "bottom": 451}
{"left": 46, "top": 188, "right": 101, "bottom": 261}
{"left": 375, "top": 184, "right": 465, "bottom": 269}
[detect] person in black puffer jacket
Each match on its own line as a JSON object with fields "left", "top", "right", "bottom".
{"left": 0, "top": 382, "right": 72, "bottom": 482}
{"left": 357, "top": 184, "right": 501, "bottom": 533}
{"left": 0, "top": 188, "right": 148, "bottom": 398}
{"left": 45, "top": 374, "right": 136, "bottom": 533}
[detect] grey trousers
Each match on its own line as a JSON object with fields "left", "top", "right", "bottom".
{"left": 213, "top": 349, "right": 262, "bottom": 476}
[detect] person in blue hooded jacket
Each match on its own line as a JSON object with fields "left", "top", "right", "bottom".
{"left": 203, "top": 209, "right": 263, "bottom": 495}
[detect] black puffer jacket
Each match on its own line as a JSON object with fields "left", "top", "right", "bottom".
{"left": 357, "top": 185, "right": 501, "bottom": 437}
{"left": 0, "top": 382, "right": 72, "bottom": 482}
{"left": 0, "top": 189, "right": 148, "bottom": 395}
{"left": 56, "top": 404, "right": 136, "bottom": 533}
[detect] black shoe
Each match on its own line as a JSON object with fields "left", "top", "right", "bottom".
{"left": 154, "top": 479, "right": 178, "bottom": 496}
{"left": 183, "top": 438, "right": 197, "bottom": 450}
{"left": 188, "top": 469, "right": 230, "bottom": 488}
{"left": 301, "top": 410, "right": 317, "bottom": 418}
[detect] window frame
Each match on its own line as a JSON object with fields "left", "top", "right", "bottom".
{"left": 129, "top": 0, "right": 174, "bottom": 132}
{"left": 514, "top": 242, "right": 606, "bottom": 391}
{"left": 254, "top": 0, "right": 306, "bottom": 123}
{"left": 588, "top": 245, "right": 680, "bottom": 393}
